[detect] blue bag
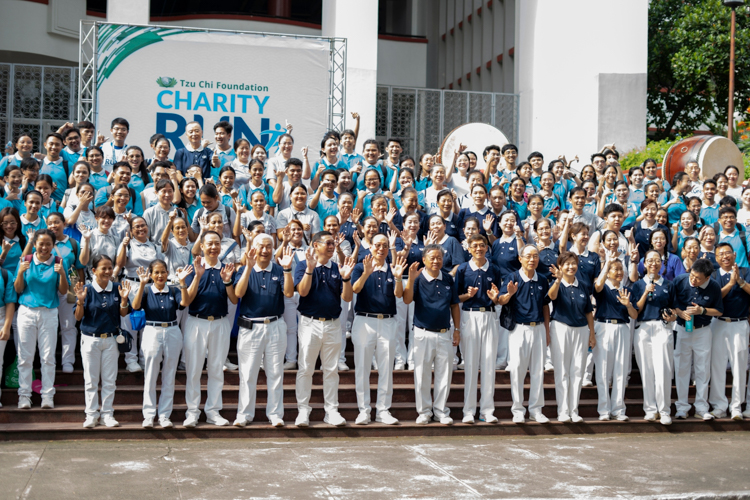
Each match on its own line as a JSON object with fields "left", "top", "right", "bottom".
{"left": 129, "top": 309, "right": 146, "bottom": 331}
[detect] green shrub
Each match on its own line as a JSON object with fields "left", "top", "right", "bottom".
{"left": 619, "top": 137, "right": 683, "bottom": 171}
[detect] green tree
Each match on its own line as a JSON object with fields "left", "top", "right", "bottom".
{"left": 648, "top": 0, "right": 750, "bottom": 140}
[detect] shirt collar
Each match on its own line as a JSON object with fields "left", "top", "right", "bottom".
{"left": 640, "top": 220, "right": 658, "bottom": 230}
{"left": 316, "top": 260, "right": 333, "bottom": 268}
{"left": 499, "top": 234, "right": 515, "bottom": 244}
{"left": 20, "top": 215, "right": 41, "bottom": 226}
{"left": 185, "top": 143, "right": 202, "bottom": 152}
{"left": 4, "top": 235, "right": 18, "bottom": 243}
{"left": 33, "top": 253, "right": 54, "bottom": 265}
{"left": 697, "top": 278, "right": 710, "bottom": 289}
{"left": 570, "top": 246, "right": 589, "bottom": 257}
{"left": 92, "top": 280, "right": 113, "bottom": 292}
{"left": 605, "top": 280, "right": 621, "bottom": 290}
{"left": 372, "top": 261, "right": 388, "bottom": 272}
{"left": 63, "top": 146, "right": 82, "bottom": 155}
{"left": 43, "top": 157, "right": 62, "bottom": 166}
{"left": 561, "top": 278, "right": 579, "bottom": 288}
{"left": 253, "top": 262, "right": 274, "bottom": 273}
{"left": 150, "top": 284, "right": 169, "bottom": 294}
{"left": 469, "top": 259, "right": 489, "bottom": 271}
{"left": 56, "top": 235, "right": 70, "bottom": 245}
{"left": 519, "top": 269, "right": 538, "bottom": 282}
{"left": 421, "top": 269, "right": 442, "bottom": 281}
{"left": 719, "top": 267, "right": 732, "bottom": 276}
{"left": 538, "top": 240, "right": 556, "bottom": 251}
{"left": 206, "top": 260, "right": 222, "bottom": 270}
{"left": 645, "top": 274, "right": 664, "bottom": 286}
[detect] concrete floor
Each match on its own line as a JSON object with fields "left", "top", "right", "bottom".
{"left": 2, "top": 433, "right": 750, "bottom": 499}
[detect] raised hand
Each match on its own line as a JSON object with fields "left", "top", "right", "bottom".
{"left": 198, "top": 214, "right": 209, "bottom": 231}
{"left": 18, "top": 257, "right": 30, "bottom": 274}
{"left": 407, "top": 261, "right": 421, "bottom": 281}
{"left": 351, "top": 111, "right": 359, "bottom": 120}
{"left": 388, "top": 230, "right": 398, "bottom": 249}
{"left": 549, "top": 264, "right": 563, "bottom": 281}
{"left": 483, "top": 214, "right": 495, "bottom": 233}
{"left": 391, "top": 255, "right": 407, "bottom": 277}
{"left": 386, "top": 207, "right": 397, "bottom": 224}
{"left": 74, "top": 281, "right": 86, "bottom": 302}
{"left": 352, "top": 231, "right": 362, "bottom": 249}
{"left": 220, "top": 262, "right": 235, "bottom": 283}
{"left": 177, "top": 265, "right": 193, "bottom": 282}
{"left": 340, "top": 255, "right": 356, "bottom": 280}
{"left": 362, "top": 254, "right": 373, "bottom": 275}
{"left": 278, "top": 246, "right": 294, "bottom": 268}
{"left": 280, "top": 225, "right": 291, "bottom": 244}
{"left": 244, "top": 247, "right": 257, "bottom": 269}
{"left": 351, "top": 208, "right": 363, "bottom": 224}
{"left": 506, "top": 281, "right": 518, "bottom": 296}
{"left": 78, "top": 224, "right": 92, "bottom": 241}
{"left": 122, "top": 230, "right": 131, "bottom": 247}
{"left": 26, "top": 228, "right": 35, "bottom": 242}
{"left": 119, "top": 280, "right": 131, "bottom": 299}
{"left": 334, "top": 231, "right": 345, "bottom": 249}
{"left": 301, "top": 146, "right": 309, "bottom": 158}
{"left": 617, "top": 289, "right": 631, "bottom": 307}
{"left": 136, "top": 266, "right": 150, "bottom": 283}
{"left": 79, "top": 190, "right": 94, "bottom": 206}
{"left": 53, "top": 252, "right": 65, "bottom": 276}
{"left": 193, "top": 256, "right": 205, "bottom": 278}
{"left": 425, "top": 230, "right": 438, "bottom": 245}
{"left": 487, "top": 283, "right": 500, "bottom": 302}
{"left": 466, "top": 286, "right": 479, "bottom": 298}
{"left": 305, "top": 246, "right": 317, "bottom": 271}
{"left": 1, "top": 238, "right": 15, "bottom": 254}
{"left": 628, "top": 243, "right": 639, "bottom": 263}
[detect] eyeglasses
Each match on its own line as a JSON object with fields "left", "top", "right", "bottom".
{"left": 2, "top": 221, "right": 17, "bottom": 227}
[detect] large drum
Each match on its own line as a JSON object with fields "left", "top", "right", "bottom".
{"left": 662, "top": 135, "right": 744, "bottom": 185}
{"left": 436, "top": 123, "right": 510, "bottom": 172}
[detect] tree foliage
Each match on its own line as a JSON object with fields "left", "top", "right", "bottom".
{"left": 648, "top": 0, "right": 750, "bottom": 139}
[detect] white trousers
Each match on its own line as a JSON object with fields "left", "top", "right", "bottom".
{"left": 236, "top": 319, "right": 287, "bottom": 421}
{"left": 183, "top": 315, "right": 231, "bottom": 419}
{"left": 412, "top": 326, "right": 453, "bottom": 418}
{"left": 508, "top": 324, "right": 545, "bottom": 417}
{"left": 395, "top": 288, "right": 414, "bottom": 366}
{"left": 593, "top": 322, "right": 630, "bottom": 417}
{"left": 633, "top": 320, "right": 674, "bottom": 416}
{"left": 709, "top": 319, "right": 749, "bottom": 414}
{"left": 584, "top": 351, "right": 595, "bottom": 383}
{"left": 461, "top": 310, "right": 499, "bottom": 417}
{"left": 58, "top": 292, "right": 77, "bottom": 367}
{"left": 549, "top": 321, "right": 588, "bottom": 418}
{"left": 675, "top": 324, "right": 712, "bottom": 414}
{"left": 352, "top": 315, "right": 397, "bottom": 413}
{"left": 495, "top": 307, "right": 509, "bottom": 368}
{"left": 17, "top": 305, "right": 58, "bottom": 398}
{"left": 338, "top": 297, "right": 349, "bottom": 364}
{"left": 296, "top": 316, "right": 341, "bottom": 413}
{"left": 121, "top": 283, "right": 143, "bottom": 366}
{"left": 283, "top": 293, "right": 299, "bottom": 363}
{"left": 141, "top": 324, "right": 182, "bottom": 419}
{"left": 81, "top": 334, "right": 119, "bottom": 417}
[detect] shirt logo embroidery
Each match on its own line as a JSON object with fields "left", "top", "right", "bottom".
{"left": 580, "top": 293, "right": 585, "bottom": 298}
{"left": 538, "top": 286, "right": 543, "bottom": 290}
{"left": 445, "top": 286, "right": 451, "bottom": 290}
{"left": 332, "top": 274, "right": 339, "bottom": 278}
{"left": 272, "top": 276, "right": 279, "bottom": 281}
{"left": 704, "top": 296, "right": 709, "bottom": 300}
{"left": 387, "top": 278, "right": 393, "bottom": 283}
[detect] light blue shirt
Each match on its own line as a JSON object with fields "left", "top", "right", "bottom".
{"left": 18, "top": 254, "right": 67, "bottom": 309}
{"left": 40, "top": 158, "right": 67, "bottom": 203}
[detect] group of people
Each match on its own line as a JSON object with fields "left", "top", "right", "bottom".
{"left": 0, "top": 114, "right": 749, "bottom": 430}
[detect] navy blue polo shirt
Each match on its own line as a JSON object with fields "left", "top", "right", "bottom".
{"left": 412, "top": 270, "right": 459, "bottom": 331}
{"left": 594, "top": 283, "right": 632, "bottom": 323}
{"left": 632, "top": 221, "right": 671, "bottom": 259}
{"left": 565, "top": 246, "right": 600, "bottom": 294}
{"left": 457, "top": 207, "right": 496, "bottom": 238}
{"left": 357, "top": 243, "right": 396, "bottom": 264}
{"left": 672, "top": 274, "right": 723, "bottom": 328}
{"left": 294, "top": 260, "right": 343, "bottom": 319}
{"left": 397, "top": 238, "right": 424, "bottom": 271}
{"left": 351, "top": 263, "right": 397, "bottom": 315}
{"left": 235, "top": 262, "right": 286, "bottom": 318}
{"left": 421, "top": 213, "right": 462, "bottom": 241}
{"left": 551, "top": 279, "right": 593, "bottom": 327}
{"left": 440, "top": 236, "right": 466, "bottom": 271}
{"left": 537, "top": 244, "right": 559, "bottom": 284}
{"left": 339, "top": 220, "right": 357, "bottom": 247}
{"left": 712, "top": 267, "right": 750, "bottom": 318}
{"left": 631, "top": 277, "right": 675, "bottom": 322}
{"left": 698, "top": 250, "right": 719, "bottom": 270}
{"left": 456, "top": 260, "right": 500, "bottom": 311}
{"left": 184, "top": 265, "right": 230, "bottom": 317}
{"left": 500, "top": 270, "right": 550, "bottom": 324}
{"left": 140, "top": 285, "right": 183, "bottom": 322}
{"left": 80, "top": 282, "right": 125, "bottom": 334}
{"left": 491, "top": 236, "right": 522, "bottom": 277}
{"left": 393, "top": 209, "right": 427, "bottom": 232}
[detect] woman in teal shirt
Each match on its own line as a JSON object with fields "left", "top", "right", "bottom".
{"left": 665, "top": 172, "right": 691, "bottom": 225}
{"left": 125, "top": 146, "right": 152, "bottom": 216}
{"left": 0, "top": 207, "right": 27, "bottom": 276}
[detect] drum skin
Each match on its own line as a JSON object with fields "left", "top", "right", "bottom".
{"left": 437, "top": 123, "right": 509, "bottom": 172}
{"left": 662, "top": 135, "right": 744, "bottom": 185}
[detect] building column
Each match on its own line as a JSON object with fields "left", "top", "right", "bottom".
{"left": 514, "top": 0, "right": 648, "bottom": 159}
{"left": 322, "top": 0, "right": 378, "bottom": 141}
{"left": 107, "top": 0, "right": 150, "bottom": 25}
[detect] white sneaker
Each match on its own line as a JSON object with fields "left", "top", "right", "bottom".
{"left": 557, "top": 414, "right": 571, "bottom": 423}
{"left": 126, "top": 361, "right": 142, "bottom": 373}
{"left": 434, "top": 415, "right": 453, "bottom": 425}
{"left": 283, "top": 361, "right": 297, "bottom": 370}
{"left": 674, "top": 411, "right": 688, "bottom": 419}
{"left": 338, "top": 361, "right": 349, "bottom": 371}
{"left": 295, "top": 410, "right": 310, "bottom": 427}
{"left": 710, "top": 409, "right": 727, "bottom": 419}
{"left": 615, "top": 414, "right": 629, "bottom": 422}
{"left": 159, "top": 418, "right": 173, "bottom": 428}
{"left": 582, "top": 380, "right": 593, "bottom": 387}
{"left": 233, "top": 418, "right": 248, "bottom": 427}
{"left": 731, "top": 410, "right": 743, "bottom": 421}
{"left": 83, "top": 416, "right": 98, "bottom": 428}
{"left": 479, "top": 414, "right": 498, "bottom": 424}
{"left": 644, "top": 412, "right": 657, "bottom": 422}
{"left": 571, "top": 414, "right": 584, "bottom": 424}
{"left": 407, "top": 363, "right": 415, "bottom": 371}
{"left": 142, "top": 417, "right": 154, "bottom": 428}
{"left": 660, "top": 415, "right": 673, "bottom": 426}
{"left": 452, "top": 362, "right": 458, "bottom": 372}
{"left": 598, "top": 414, "right": 610, "bottom": 421}
{"left": 269, "top": 416, "right": 285, "bottom": 427}
{"left": 355, "top": 411, "right": 371, "bottom": 425}
{"left": 324, "top": 411, "right": 346, "bottom": 427}
{"left": 18, "top": 396, "right": 31, "bottom": 409}
{"left": 415, "top": 414, "right": 431, "bottom": 425}
{"left": 40, "top": 397, "right": 54, "bottom": 409}
{"left": 206, "top": 415, "right": 230, "bottom": 426}
{"left": 544, "top": 362, "right": 554, "bottom": 372}
{"left": 394, "top": 362, "right": 405, "bottom": 371}
{"left": 375, "top": 411, "right": 399, "bottom": 425}
{"left": 102, "top": 415, "right": 120, "bottom": 427}
{"left": 512, "top": 413, "right": 525, "bottom": 424}
{"left": 462, "top": 414, "right": 475, "bottom": 424}
{"left": 223, "top": 360, "right": 238, "bottom": 371}
{"left": 696, "top": 411, "right": 714, "bottom": 421}
{"left": 530, "top": 413, "right": 550, "bottom": 424}
{"left": 183, "top": 415, "right": 199, "bottom": 428}
{"left": 62, "top": 363, "right": 74, "bottom": 373}
{"left": 457, "top": 362, "right": 465, "bottom": 370}
{"left": 495, "top": 361, "right": 506, "bottom": 371}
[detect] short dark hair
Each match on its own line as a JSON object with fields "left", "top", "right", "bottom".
{"left": 44, "top": 132, "right": 63, "bottom": 144}
{"left": 386, "top": 138, "right": 402, "bottom": 147}
{"left": 286, "top": 158, "right": 303, "bottom": 170}
{"left": 483, "top": 145, "right": 500, "bottom": 158}
{"left": 703, "top": 178, "right": 717, "bottom": 189}
{"left": 110, "top": 117, "right": 129, "bottom": 130}
{"left": 311, "top": 230, "right": 332, "bottom": 245}
{"left": 363, "top": 139, "right": 380, "bottom": 151}
{"left": 94, "top": 205, "right": 115, "bottom": 219}
{"left": 719, "top": 206, "right": 738, "bottom": 218}
{"left": 113, "top": 161, "right": 131, "bottom": 173}
{"left": 591, "top": 153, "right": 606, "bottom": 162}
{"left": 213, "top": 120, "right": 233, "bottom": 134}
{"left": 557, "top": 251, "right": 578, "bottom": 267}
{"left": 719, "top": 195, "right": 737, "bottom": 207}
{"left": 466, "top": 233, "right": 487, "bottom": 246}
{"left": 155, "top": 179, "right": 173, "bottom": 192}
{"left": 501, "top": 144, "right": 517, "bottom": 154}
{"left": 31, "top": 228, "right": 56, "bottom": 246}
{"left": 603, "top": 203, "right": 624, "bottom": 217}
{"left": 76, "top": 120, "right": 95, "bottom": 130}
{"left": 62, "top": 128, "right": 81, "bottom": 139}
{"left": 569, "top": 187, "right": 586, "bottom": 198}
{"left": 200, "top": 230, "right": 221, "bottom": 244}
{"left": 527, "top": 151, "right": 543, "bottom": 161}
{"left": 715, "top": 242, "right": 734, "bottom": 254}
{"left": 692, "top": 258, "right": 715, "bottom": 278}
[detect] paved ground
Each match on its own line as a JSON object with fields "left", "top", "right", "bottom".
{"left": 1, "top": 432, "right": 749, "bottom": 499}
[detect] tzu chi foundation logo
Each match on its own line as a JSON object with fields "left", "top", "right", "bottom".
{"left": 156, "top": 76, "right": 178, "bottom": 88}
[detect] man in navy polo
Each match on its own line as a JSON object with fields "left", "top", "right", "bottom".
{"left": 673, "top": 258, "right": 724, "bottom": 421}
{"left": 403, "top": 244, "right": 461, "bottom": 425}
{"left": 496, "top": 245, "right": 551, "bottom": 424}
{"left": 709, "top": 243, "right": 750, "bottom": 420}
{"left": 233, "top": 235, "right": 295, "bottom": 427}
{"left": 293, "top": 231, "right": 355, "bottom": 427}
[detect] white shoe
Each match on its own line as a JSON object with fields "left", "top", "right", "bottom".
{"left": 269, "top": 416, "right": 285, "bottom": 427}
{"left": 731, "top": 411, "right": 743, "bottom": 421}
{"left": 674, "top": 411, "right": 687, "bottom": 419}
{"left": 346, "top": 330, "right": 351, "bottom": 338}
{"left": 324, "top": 411, "right": 346, "bottom": 427}
{"left": 743, "top": 408, "right": 750, "bottom": 419}
{"left": 295, "top": 410, "right": 310, "bottom": 427}
{"left": 283, "top": 361, "right": 297, "bottom": 370}
{"left": 557, "top": 414, "right": 571, "bottom": 423}
{"left": 83, "top": 416, "right": 98, "bottom": 428}
{"left": 582, "top": 380, "right": 593, "bottom": 387}
{"left": 159, "top": 418, "right": 173, "bottom": 428}
{"left": 598, "top": 414, "right": 610, "bottom": 421}
{"left": 644, "top": 412, "right": 657, "bottom": 422}
{"left": 126, "top": 361, "right": 142, "bottom": 373}
{"left": 479, "top": 414, "right": 498, "bottom": 424}
{"left": 512, "top": 413, "right": 525, "bottom": 424}
{"left": 355, "top": 411, "right": 371, "bottom": 425}
{"left": 571, "top": 414, "right": 584, "bottom": 424}
{"left": 407, "top": 363, "right": 415, "bottom": 371}
{"left": 40, "top": 397, "right": 54, "bottom": 409}
{"left": 615, "top": 414, "right": 629, "bottom": 422}
{"left": 394, "top": 362, "right": 405, "bottom": 371}
{"left": 62, "top": 363, "right": 74, "bottom": 373}
{"left": 183, "top": 415, "right": 199, "bottom": 428}
{"left": 375, "top": 411, "right": 399, "bottom": 425}
{"left": 102, "top": 415, "right": 120, "bottom": 427}
{"left": 452, "top": 362, "right": 458, "bottom": 372}
{"left": 223, "top": 360, "right": 238, "bottom": 371}
{"left": 18, "top": 396, "right": 31, "bottom": 409}
{"left": 530, "top": 413, "right": 550, "bottom": 424}
{"left": 338, "top": 361, "right": 349, "bottom": 371}
{"left": 415, "top": 414, "right": 431, "bottom": 425}
{"left": 142, "top": 417, "right": 154, "bottom": 429}
{"left": 434, "top": 415, "right": 453, "bottom": 425}
{"left": 206, "top": 415, "right": 230, "bottom": 426}
{"left": 696, "top": 411, "right": 714, "bottom": 421}
{"left": 457, "top": 362, "right": 465, "bottom": 370}
{"left": 544, "top": 362, "right": 554, "bottom": 372}
{"left": 660, "top": 415, "right": 673, "bottom": 426}
{"left": 710, "top": 409, "right": 727, "bottom": 419}
{"left": 495, "top": 361, "right": 506, "bottom": 371}
{"left": 462, "top": 414, "right": 475, "bottom": 424}
{"left": 233, "top": 418, "right": 248, "bottom": 427}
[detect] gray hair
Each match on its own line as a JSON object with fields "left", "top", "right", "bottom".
{"left": 252, "top": 233, "right": 274, "bottom": 248}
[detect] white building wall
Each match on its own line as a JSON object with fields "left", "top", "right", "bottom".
{"left": 376, "top": 40, "right": 428, "bottom": 88}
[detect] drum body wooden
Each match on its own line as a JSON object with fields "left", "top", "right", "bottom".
{"left": 662, "top": 135, "right": 744, "bottom": 186}
{"left": 437, "top": 123, "right": 509, "bottom": 172}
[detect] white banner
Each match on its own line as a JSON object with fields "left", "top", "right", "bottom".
{"left": 96, "top": 25, "right": 330, "bottom": 158}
